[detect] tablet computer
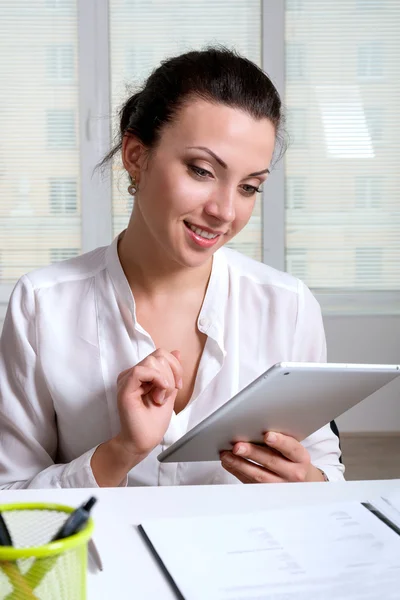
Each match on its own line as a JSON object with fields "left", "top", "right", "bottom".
{"left": 158, "top": 362, "right": 400, "bottom": 463}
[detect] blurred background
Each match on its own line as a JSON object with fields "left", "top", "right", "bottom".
{"left": 0, "top": 0, "right": 399, "bottom": 479}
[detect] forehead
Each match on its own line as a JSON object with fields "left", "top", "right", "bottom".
{"left": 159, "top": 99, "right": 276, "bottom": 168}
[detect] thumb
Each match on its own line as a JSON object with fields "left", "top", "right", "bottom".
{"left": 171, "top": 349, "right": 181, "bottom": 362}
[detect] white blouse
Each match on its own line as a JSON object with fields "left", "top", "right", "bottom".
{"left": 0, "top": 235, "right": 344, "bottom": 489}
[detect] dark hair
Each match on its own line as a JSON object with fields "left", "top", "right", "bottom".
{"left": 100, "top": 46, "right": 285, "bottom": 170}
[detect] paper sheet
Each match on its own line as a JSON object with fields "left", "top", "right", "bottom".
{"left": 139, "top": 501, "right": 400, "bottom": 600}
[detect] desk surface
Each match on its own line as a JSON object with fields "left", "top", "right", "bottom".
{"left": 1, "top": 480, "right": 400, "bottom": 599}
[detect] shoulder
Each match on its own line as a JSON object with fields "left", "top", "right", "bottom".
{"left": 219, "top": 246, "right": 322, "bottom": 320}
{"left": 22, "top": 246, "right": 108, "bottom": 293}
{"left": 6, "top": 246, "right": 108, "bottom": 320}
{"left": 220, "top": 246, "right": 300, "bottom": 294}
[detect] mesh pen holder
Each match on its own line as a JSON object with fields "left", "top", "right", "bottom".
{"left": 0, "top": 502, "right": 94, "bottom": 600}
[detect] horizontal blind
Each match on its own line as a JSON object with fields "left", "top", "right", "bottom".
{"left": 0, "top": 1, "right": 80, "bottom": 289}
{"left": 285, "top": 0, "right": 400, "bottom": 301}
{"left": 109, "top": 0, "right": 262, "bottom": 261}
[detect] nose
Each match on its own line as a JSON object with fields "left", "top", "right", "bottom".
{"left": 204, "top": 186, "right": 236, "bottom": 224}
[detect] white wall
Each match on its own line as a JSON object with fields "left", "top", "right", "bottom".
{"left": 325, "top": 316, "right": 400, "bottom": 433}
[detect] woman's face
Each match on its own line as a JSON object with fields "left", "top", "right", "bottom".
{"left": 124, "top": 99, "right": 276, "bottom": 268}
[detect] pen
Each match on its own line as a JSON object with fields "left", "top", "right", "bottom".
{"left": 51, "top": 496, "right": 97, "bottom": 542}
{"left": 0, "top": 512, "right": 39, "bottom": 600}
{"left": 0, "top": 514, "right": 13, "bottom": 547}
{"left": 362, "top": 502, "right": 400, "bottom": 537}
{"left": 24, "top": 496, "right": 98, "bottom": 590}
{"left": 88, "top": 538, "right": 104, "bottom": 572}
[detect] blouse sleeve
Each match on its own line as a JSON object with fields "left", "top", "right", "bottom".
{"left": 292, "top": 280, "right": 345, "bottom": 482}
{"left": 0, "top": 276, "right": 105, "bottom": 489}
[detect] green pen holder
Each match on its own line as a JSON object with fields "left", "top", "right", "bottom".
{"left": 0, "top": 502, "right": 94, "bottom": 600}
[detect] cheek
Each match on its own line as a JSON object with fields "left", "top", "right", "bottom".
{"left": 166, "top": 172, "right": 210, "bottom": 215}
{"left": 146, "top": 166, "right": 208, "bottom": 215}
{"left": 233, "top": 198, "right": 257, "bottom": 231}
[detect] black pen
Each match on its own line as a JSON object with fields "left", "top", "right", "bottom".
{"left": 362, "top": 502, "right": 400, "bottom": 537}
{"left": 51, "top": 496, "right": 97, "bottom": 541}
{"left": 0, "top": 513, "right": 13, "bottom": 546}
{"left": 22, "top": 496, "right": 98, "bottom": 592}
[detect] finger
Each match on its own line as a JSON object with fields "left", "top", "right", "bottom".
{"left": 221, "top": 452, "right": 284, "bottom": 484}
{"left": 231, "top": 442, "right": 294, "bottom": 480}
{"left": 150, "top": 386, "right": 178, "bottom": 406}
{"left": 117, "top": 367, "right": 132, "bottom": 385}
{"left": 151, "top": 349, "right": 183, "bottom": 389}
{"left": 220, "top": 463, "right": 254, "bottom": 484}
{"left": 122, "top": 365, "right": 172, "bottom": 397}
{"left": 264, "top": 432, "right": 310, "bottom": 465}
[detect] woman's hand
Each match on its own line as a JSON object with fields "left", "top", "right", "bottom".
{"left": 115, "top": 348, "right": 183, "bottom": 457}
{"left": 220, "top": 432, "right": 325, "bottom": 483}
{"left": 92, "top": 348, "right": 182, "bottom": 486}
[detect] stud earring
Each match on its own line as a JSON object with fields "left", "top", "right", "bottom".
{"left": 127, "top": 176, "right": 138, "bottom": 196}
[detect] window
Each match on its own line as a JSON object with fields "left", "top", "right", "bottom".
{"left": 125, "top": 48, "right": 156, "bottom": 81}
{"left": 286, "top": 43, "right": 305, "bottom": 80}
{"left": 356, "top": 248, "right": 382, "bottom": 285}
{"left": 50, "top": 248, "right": 79, "bottom": 263}
{"left": 364, "top": 107, "right": 383, "bottom": 143}
{"left": 357, "top": 42, "right": 384, "bottom": 78}
{"left": 284, "top": 1, "right": 399, "bottom": 313}
{"left": 45, "top": 0, "right": 73, "bottom": 8}
{"left": 286, "top": 177, "right": 306, "bottom": 209}
{"left": 47, "top": 109, "right": 76, "bottom": 148}
{"left": 355, "top": 177, "right": 382, "bottom": 209}
{"left": 47, "top": 45, "right": 74, "bottom": 82}
{"left": 49, "top": 178, "right": 78, "bottom": 213}
{"left": 0, "top": 2, "right": 80, "bottom": 294}
{"left": 1, "top": 2, "right": 399, "bottom": 320}
{"left": 286, "top": 108, "right": 307, "bottom": 146}
{"left": 356, "top": 0, "right": 384, "bottom": 10}
{"left": 286, "top": 0, "right": 302, "bottom": 10}
{"left": 286, "top": 248, "right": 307, "bottom": 281}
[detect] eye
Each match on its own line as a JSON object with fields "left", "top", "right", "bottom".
{"left": 188, "top": 165, "right": 213, "bottom": 179}
{"left": 240, "top": 184, "right": 262, "bottom": 197}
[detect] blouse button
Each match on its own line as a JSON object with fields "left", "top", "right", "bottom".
{"left": 199, "top": 317, "right": 210, "bottom": 329}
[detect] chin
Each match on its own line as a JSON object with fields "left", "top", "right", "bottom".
{"left": 175, "top": 245, "right": 220, "bottom": 269}
{"left": 177, "top": 253, "right": 214, "bottom": 269}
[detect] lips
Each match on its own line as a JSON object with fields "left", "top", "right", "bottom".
{"left": 183, "top": 221, "right": 222, "bottom": 248}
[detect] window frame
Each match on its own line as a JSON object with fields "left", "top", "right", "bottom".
{"left": 0, "top": 0, "right": 398, "bottom": 319}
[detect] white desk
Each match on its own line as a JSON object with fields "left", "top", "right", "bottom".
{"left": 1, "top": 480, "right": 400, "bottom": 599}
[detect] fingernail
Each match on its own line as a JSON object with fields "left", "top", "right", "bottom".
{"left": 265, "top": 432, "right": 277, "bottom": 444}
{"left": 221, "top": 453, "right": 233, "bottom": 465}
{"left": 157, "top": 390, "right": 166, "bottom": 404}
{"left": 233, "top": 445, "right": 245, "bottom": 456}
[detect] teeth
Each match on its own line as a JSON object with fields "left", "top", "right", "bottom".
{"left": 187, "top": 223, "right": 218, "bottom": 240}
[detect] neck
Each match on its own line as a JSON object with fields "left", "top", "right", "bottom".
{"left": 118, "top": 208, "right": 213, "bottom": 299}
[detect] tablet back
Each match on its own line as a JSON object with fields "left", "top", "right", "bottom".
{"left": 158, "top": 362, "right": 400, "bottom": 463}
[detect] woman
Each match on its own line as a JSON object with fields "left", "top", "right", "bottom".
{"left": 0, "top": 48, "right": 344, "bottom": 489}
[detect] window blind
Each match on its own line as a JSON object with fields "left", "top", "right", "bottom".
{"left": 284, "top": 0, "right": 400, "bottom": 297}
{"left": 109, "top": 0, "right": 263, "bottom": 261}
{"left": 0, "top": 0, "right": 80, "bottom": 286}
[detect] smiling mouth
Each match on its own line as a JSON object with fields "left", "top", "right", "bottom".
{"left": 183, "top": 221, "right": 221, "bottom": 240}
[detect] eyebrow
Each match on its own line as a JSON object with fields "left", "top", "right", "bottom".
{"left": 186, "top": 146, "right": 270, "bottom": 176}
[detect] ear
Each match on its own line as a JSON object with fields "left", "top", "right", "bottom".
{"left": 122, "top": 134, "right": 147, "bottom": 181}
